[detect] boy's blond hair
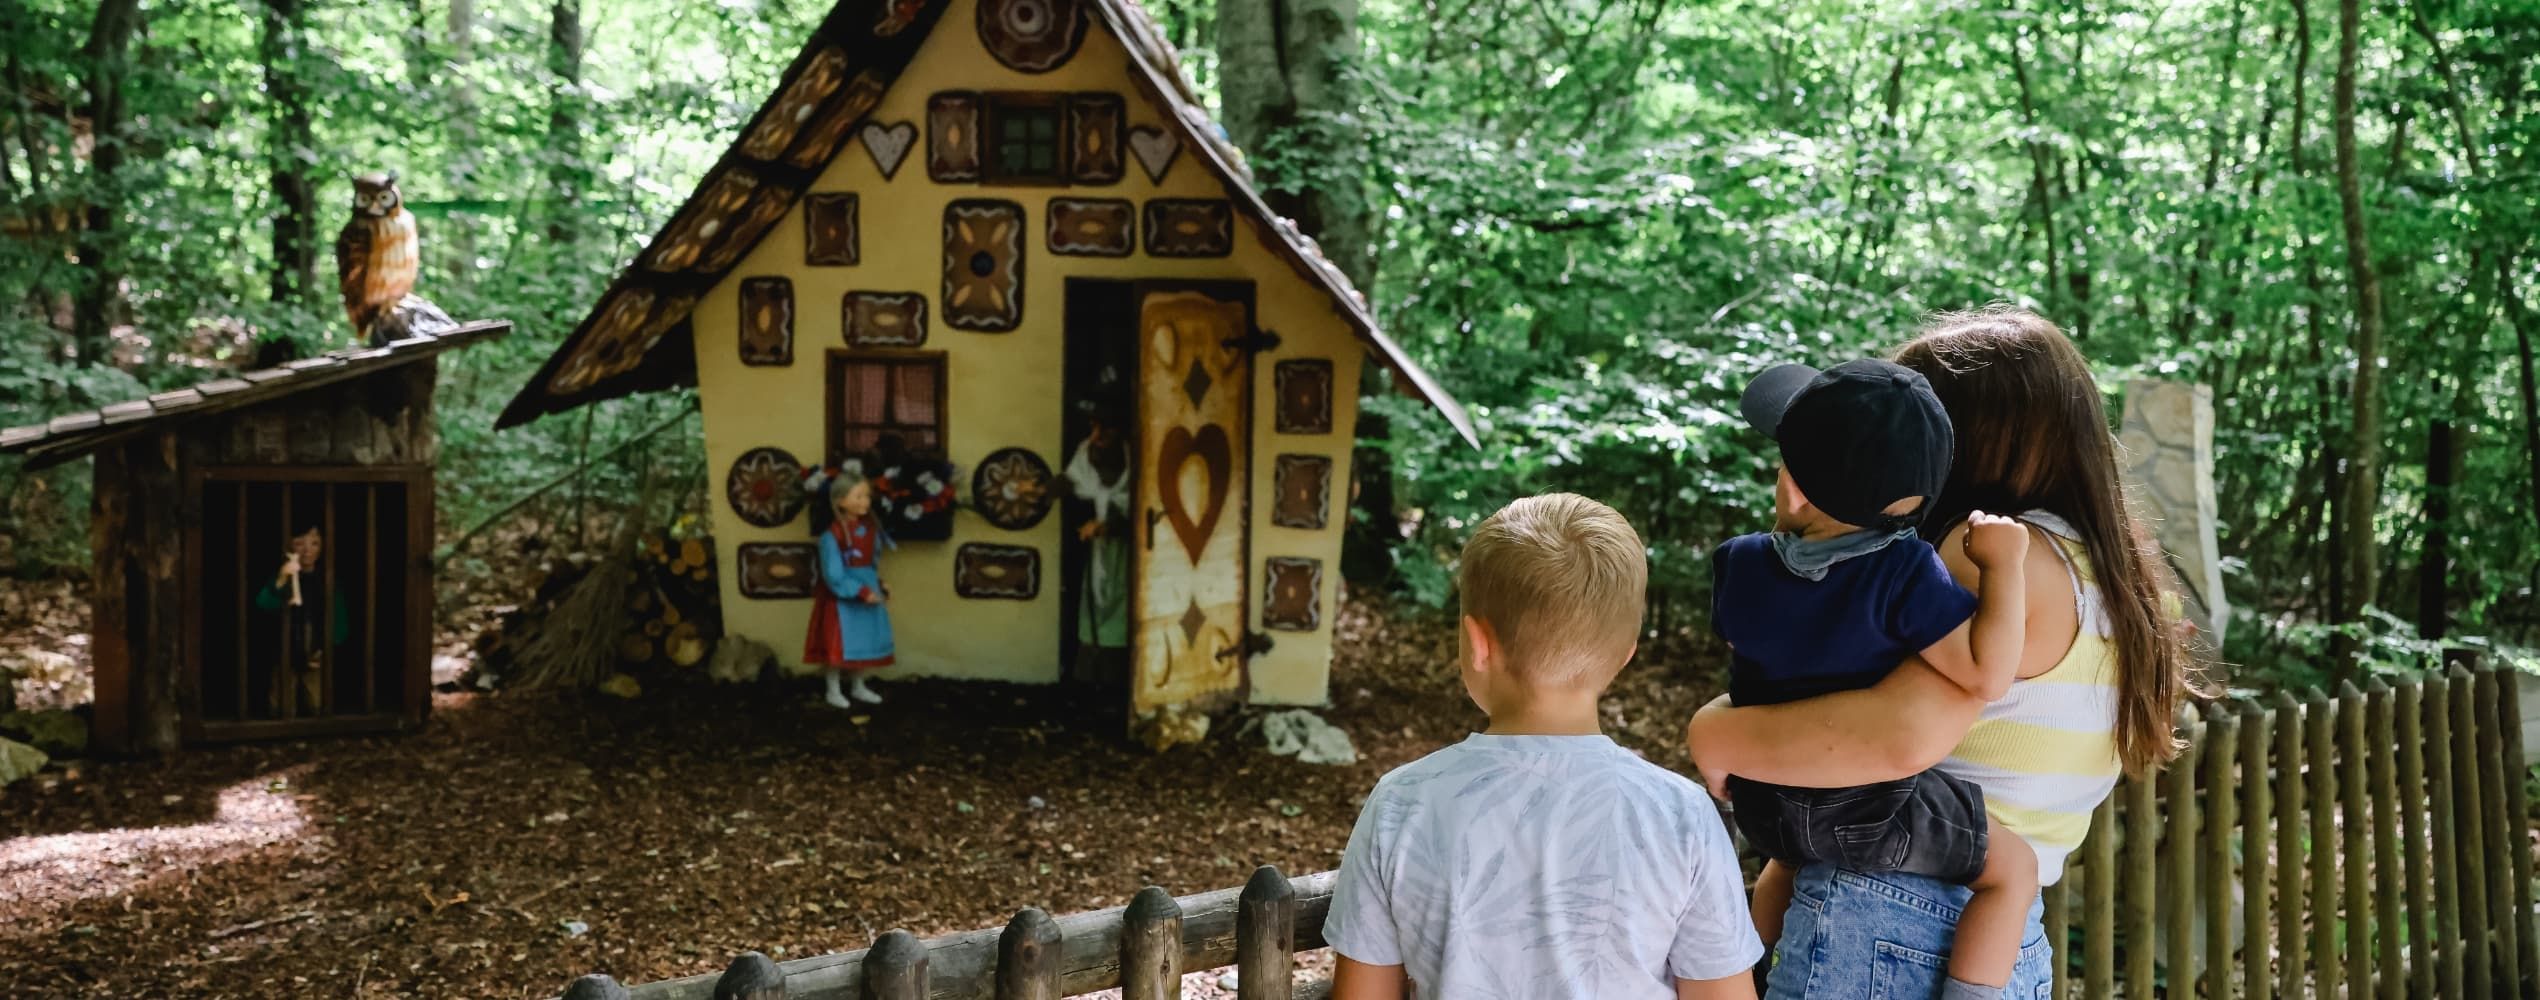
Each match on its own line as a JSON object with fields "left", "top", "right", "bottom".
{"left": 1458, "top": 493, "right": 1648, "bottom": 685}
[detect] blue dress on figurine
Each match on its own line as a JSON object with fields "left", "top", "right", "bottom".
{"left": 803, "top": 514, "right": 894, "bottom": 670}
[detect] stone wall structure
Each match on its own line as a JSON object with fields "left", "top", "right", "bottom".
{"left": 2120, "top": 379, "right": 2227, "bottom": 661}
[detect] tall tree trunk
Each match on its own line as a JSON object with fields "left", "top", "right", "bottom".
{"left": 2329, "top": 0, "right": 2383, "bottom": 658}
{"left": 2505, "top": 262, "right": 2540, "bottom": 531}
{"left": 440, "top": 0, "right": 478, "bottom": 283}
{"left": 2418, "top": 401, "right": 2449, "bottom": 639}
{"left": 1218, "top": 0, "right": 1402, "bottom": 583}
{"left": 71, "top": 0, "right": 140, "bottom": 367}
{"left": 545, "top": 0, "right": 584, "bottom": 248}
{"left": 2288, "top": 0, "right": 2343, "bottom": 621}
{"left": 262, "top": 0, "right": 316, "bottom": 305}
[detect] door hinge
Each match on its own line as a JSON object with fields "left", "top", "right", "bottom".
{"left": 1223, "top": 329, "right": 1282, "bottom": 354}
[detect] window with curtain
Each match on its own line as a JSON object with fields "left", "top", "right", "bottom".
{"left": 825, "top": 350, "right": 948, "bottom": 460}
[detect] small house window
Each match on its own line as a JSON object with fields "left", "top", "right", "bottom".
{"left": 986, "top": 94, "right": 1064, "bottom": 184}
{"left": 827, "top": 350, "right": 948, "bottom": 460}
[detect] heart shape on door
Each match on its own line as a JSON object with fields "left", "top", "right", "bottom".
{"left": 860, "top": 121, "right": 918, "bottom": 180}
{"left": 1156, "top": 423, "right": 1232, "bottom": 563}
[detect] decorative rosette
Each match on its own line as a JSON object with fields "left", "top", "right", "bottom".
{"left": 725, "top": 447, "right": 807, "bottom": 528}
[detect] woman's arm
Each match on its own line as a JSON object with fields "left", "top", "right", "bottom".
{"left": 1686, "top": 520, "right": 2082, "bottom": 791}
{"left": 1687, "top": 656, "right": 1987, "bottom": 789}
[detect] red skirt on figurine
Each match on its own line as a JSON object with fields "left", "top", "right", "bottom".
{"left": 802, "top": 517, "right": 895, "bottom": 671}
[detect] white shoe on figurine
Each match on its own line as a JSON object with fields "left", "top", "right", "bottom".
{"left": 849, "top": 677, "right": 883, "bottom": 704}
{"left": 823, "top": 673, "right": 854, "bottom": 709}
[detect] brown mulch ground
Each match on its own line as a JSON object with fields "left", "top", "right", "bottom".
{"left": 0, "top": 586, "right": 1726, "bottom": 1000}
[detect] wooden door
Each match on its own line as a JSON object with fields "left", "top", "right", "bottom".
{"left": 1129, "top": 285, "right": 1253, "bottom": 746}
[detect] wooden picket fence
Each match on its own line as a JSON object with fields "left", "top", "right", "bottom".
{"left": 555, "top": 664, "right": 2537, "bottom": 1000}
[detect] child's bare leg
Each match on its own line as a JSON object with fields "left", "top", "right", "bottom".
{"left": 1948, "top": 818, "right": 2038, "bottom": 993}
{"left": 1752, "top": 859, "right": 1794, "bottom": 948}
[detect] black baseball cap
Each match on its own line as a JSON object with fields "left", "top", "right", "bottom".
{"left": 1739, "top": 359, "right": 1954, "bottom": 529}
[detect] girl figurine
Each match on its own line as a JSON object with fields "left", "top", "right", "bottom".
{"left": 804, "top": 474, "right": 894, "bottom": 707}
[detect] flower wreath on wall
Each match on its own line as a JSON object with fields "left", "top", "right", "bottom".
{"left": 802, "top": 446, "right": 959, "bottom": 542}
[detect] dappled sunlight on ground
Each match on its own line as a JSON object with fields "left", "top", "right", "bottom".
{"left": 0, "top": 767, "right": 317, "bottom": 922}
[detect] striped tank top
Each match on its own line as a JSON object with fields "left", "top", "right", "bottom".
{"left": 1933, "top": 511, "right": 2121, "bottom": 885}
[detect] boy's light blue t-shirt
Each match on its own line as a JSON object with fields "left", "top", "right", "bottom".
{"left": 1325, "top": 733, "right": 1764, "bottom": 998}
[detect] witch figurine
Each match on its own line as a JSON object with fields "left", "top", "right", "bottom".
{"left": 1063, "top": 407, "right": 1132, "bottom": 678}
{"left": 803, "top": 471, "right": 894, "bottom": 707}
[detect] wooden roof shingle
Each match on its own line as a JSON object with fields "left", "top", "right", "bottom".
{"left": 0, "top": 320, "right": 511, "bottom": 470}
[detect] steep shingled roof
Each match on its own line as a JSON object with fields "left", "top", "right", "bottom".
{"left": 493, "top": 0, "right": 1475, "bottom": 448}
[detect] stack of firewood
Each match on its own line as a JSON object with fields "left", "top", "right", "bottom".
{"left": 467, "top": 526, "right": 723, "bottom": 693}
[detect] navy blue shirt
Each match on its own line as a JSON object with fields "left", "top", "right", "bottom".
{"left": 1711, "top": 532, "right": 1978, "bottom": 707}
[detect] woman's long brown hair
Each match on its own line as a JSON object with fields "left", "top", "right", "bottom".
{"left": 1894, "top": 305, "right": 2203, "bottom": 774}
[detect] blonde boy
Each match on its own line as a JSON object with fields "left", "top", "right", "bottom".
{"left": 1326, "top": 493, "right": 1763, "bottom": 1000}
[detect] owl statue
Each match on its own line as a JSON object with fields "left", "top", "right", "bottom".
{"left": 334, "top": 171, "right": 420, "bottom": 345}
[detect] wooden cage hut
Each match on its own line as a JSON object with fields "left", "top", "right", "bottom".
{"left": 0, "top": 322, "right": 510, "bottom": 754}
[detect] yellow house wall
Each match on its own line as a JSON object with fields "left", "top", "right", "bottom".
{"left": 692, "top": 0, "right": 1359, "bottom": 704}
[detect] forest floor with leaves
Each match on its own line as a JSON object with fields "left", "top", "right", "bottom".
{"left": 0, "top": 584, "right": 1724, "bottom": 999}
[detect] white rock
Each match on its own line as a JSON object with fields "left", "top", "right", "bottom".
{"left": 1260, "top": 709, "right": 1357, "bottom": 766}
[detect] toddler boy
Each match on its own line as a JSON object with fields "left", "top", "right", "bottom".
{"left": 1327, "top": 493, "right": 1763, "bottom": 1000}
{"left": 1712, "top": 359, "right": 2036, "bottom": 1000}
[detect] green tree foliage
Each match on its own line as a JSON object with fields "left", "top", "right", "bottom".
{"left": 0, "top": 0, "right": 2532, "bottom": 685}
{"left": 1228, "top": 0, "right": 2540, "bottom": 679}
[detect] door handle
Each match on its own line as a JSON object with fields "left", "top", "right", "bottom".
{"left": 1145, "top": 507, "right": 1163, "bottom": 550}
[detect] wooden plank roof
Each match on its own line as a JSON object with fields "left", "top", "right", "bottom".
{"left": 493, "top": 0, "right": 1476, "bottom": 448}
{"left": 0, "top": 320, "right": 510, "bottom": 470}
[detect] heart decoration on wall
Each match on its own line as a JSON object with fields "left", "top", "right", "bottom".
{"left": 1155, "top": 423, "right": 1231, "bottom": 563}
{"left": 859, "top": 121, "right": 917, "bottom": 180}
{"left": 1128, "top": 126, "right": 1180, "bottom": 183}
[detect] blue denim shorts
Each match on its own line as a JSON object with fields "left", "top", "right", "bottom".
{"left": 1763, "top": 864, "right": 2055, "bottom": 1000}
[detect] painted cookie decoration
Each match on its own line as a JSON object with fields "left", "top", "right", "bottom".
{"left": 726, "top": 446, "right": 808, "bottom": 527}
{"left": 954, "top": 543, "right": 1040, "bottom": 599}
{"left": 977, "top": 0, "right": 1086, "bottom": 73}
{"left": 943, "top": 200, "right": 1026, "bottom": 331}
{"left": 971, "top": 447, "right": 1055, "bottom": 530}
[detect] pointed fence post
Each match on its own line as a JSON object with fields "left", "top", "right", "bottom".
{"left": 562, "top": 974, "right": 631, "bottom": 1000}
{"left": 2240, "top": 701, "right": 2274, "bottom": 1000}
{"left": 2338, "top": 680, "right": 2371, "bottom": 996}
{"left": 2474, "top": 664, "right": 2521, "bottom": 995}
{"left": 863, "top": 929, "right": 930, "bottom": 1000}
{"left": 1121, "top": 886, "right": 1185, "bottom": 1000}
{"left": 2202, "top": 703, "right": 2238, "bottom": 1000}
{"left": 715, "top": 951, "right": 786, "bottom": 1000}
{"left": 1237, "top": 865, "right": 1297, "bottom": 1000}
{"left": 2305, "top": 688, "right": 2342, "bottom": 999}
{"left": 996, "top": 907, "right": 1063, "bottom": 1000}
{"left": 2396, "top": 677, "right": 2433, "bottom": 1000}
{"left": 2272, "top": 690, "right": 2308, "bottom": 1000}
{"left": 2084, "top": 796, "right": 2116, "bottom": 999}
{"left": 2451, "top": 664, "right": 2494, "bottom": 998}
{"left": 2499, "top": 667, "right": 2539, "bottom": 995}
{"left": 2427, "top": 669, "right": 2465, "bottom": 998}
{"left": 2165, "top": 710, "right": 2201, "bottom": 992}
{"left": 2124, "top": 771, "right": 2157, "bottom": 1000}
{"left": 2364, "top": 678, "right": 2401, "bottom": 1000}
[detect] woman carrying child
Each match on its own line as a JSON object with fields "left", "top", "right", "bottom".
{"left": 1688, "top": 305, "right": 2202, "bottom": 999}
